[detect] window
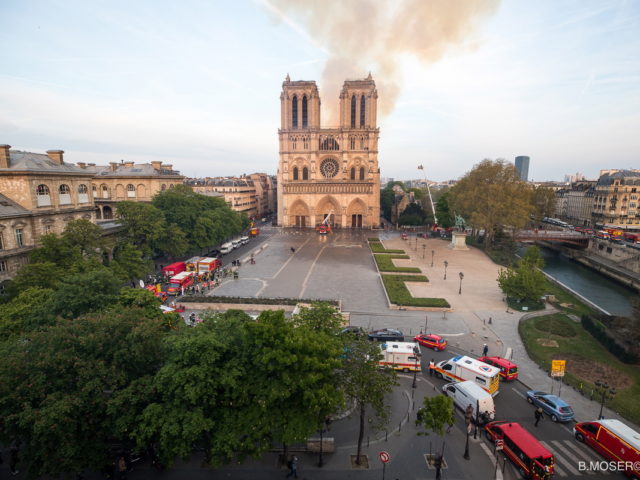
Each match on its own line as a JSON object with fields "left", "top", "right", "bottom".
{"left": 360, "top": 167, "right": 365, "bottom": 180}
{"left": 350, "top": 167, "right": 356, "bottom": 180}
{"left": 302, "top": 167, "right": 309, "bottom": 180}
{"left": 127, "top": 184, "right": 136, "bottom": 198}
{"left": 92, "top": 184, "right": 97, "bottom": 192}
{"left": 350, "top": 136, "right": 356, "bottom": 149}
{"left": 351, "top": 95, "right": 356, "bottom": 128}
{"left": 293, "top": 167, "right": 299, "bottom": 181}
{"left": 475, "top": 376, "right": 486, "bottom": 385}
{"left": 15, "top": 228, "right": 24, "bottom": 247}
{"left": 78, "top": 184, "right": 88, "bottom": 203}
{"left": 292, "top": 95, "right": 298, "bottom": 128}
{"left": 360, "top": 95, "right": 366, "bottom": 127}
{"left": 161, "top": 184, "right": 167, "bottom": 191}
{"left": 44, "top": 224, "right": 52, "bottom": 234}
{"left": 302, "top": 95, "right": 308, "bottom": 128}
{"left": 101, "top": 185, "right": 109, "bottom": 199}
{"left": 36, "top": 184, "right": 52, "bottom": 207}
{"left": 58, "top": 184, "right": 71, "bottom": 205}
{"left": 0, "top": 260, "right": 6, "bottom": 272}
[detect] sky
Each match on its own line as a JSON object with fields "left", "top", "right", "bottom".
{"left": 0, "top": 0, "right": 639, "bottom": 181}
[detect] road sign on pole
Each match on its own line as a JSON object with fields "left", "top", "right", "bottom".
{"left": 378, "top": 451, "right": 391, "bottom": 463}
{"left": 551, "top": 360, "right": 566, "bottom": 377}
{"left": 495, "top": 439, "right": 504, "bottom": 451}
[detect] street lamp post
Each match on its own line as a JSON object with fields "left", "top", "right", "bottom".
{"left": 431, "top": 250, "right": 435, "bottom": 267}
{"left": 444, "top": 260, "right": 448, "bottom": 280}
{"left": 459, "top": 272, "right": 464, "bottom": 294}
{"left": 595, "top": 380, "right": 616, "bottom": 420}
{"left": 424, "top": 315, "right": 428, "bottom": 333}
{"left": 412, "top": 346, "right": 420, "bottom": 389}
{"left": 422, "top": 244, "right": 426, "bottom": 259}
{"left": 464, "top": 404, "right": 473, "bottom": 460}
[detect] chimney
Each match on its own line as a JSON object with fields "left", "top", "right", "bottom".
{"left": 77, "top": 162, "right": 86, "bottom": 169}
{"left": 164, "top": 164, "right": 173, "bottom": 171}
{"left": 151, "top": 161, "right": 162, "bottom": 170}
{"left": 109, "top": 162, "right": 118, "bottom": 171}
{"left": 46, "top": 149, "right": 64, "bottom": 165}
{"left": 88, "top": 163, "right": 96, "bottom": 166}
{"left": 0, "top": 144, "right": 10, "bottom": 168}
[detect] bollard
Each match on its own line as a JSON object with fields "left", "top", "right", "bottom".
{"left": 385, "top": 431, "right": 388, "bottom": 442}
{"left": 502, "top": 456, "right": 507, "bottom": 472}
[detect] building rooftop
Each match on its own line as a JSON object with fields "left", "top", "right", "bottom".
{"left": 596, "top": 170, "right": 640, "bottom": 186}
{"left": 2, "top": 150, "right": 91, "bottom": 175}
{"left": 0, "top": 193, "right": 31, "bottom": 218}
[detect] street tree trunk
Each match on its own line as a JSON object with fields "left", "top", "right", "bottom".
{"left": 356, "top": 401, "right": 365, "bottom": 465}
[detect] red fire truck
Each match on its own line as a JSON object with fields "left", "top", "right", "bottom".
{"left": 574, "top": 419, "right": 640, "bottom": 479}
{"left": 162, "top": 261, "right": 186, "bottom": 277}
{"left": 167, "top": 272, "right": 195, "bottom": 295}
{"left": 197, "top": 257, "right": 221, "bottom": 274}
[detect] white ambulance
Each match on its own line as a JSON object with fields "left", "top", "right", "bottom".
{"left": 378, "top": 341, "right": 421, "bottom": 372}
{"left": 434, "top": 355, "right": 500, "bottom": 396}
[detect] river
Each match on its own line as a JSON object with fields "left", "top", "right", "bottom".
{"left": 532, "top": 247, "right": 635, "bottom": 317}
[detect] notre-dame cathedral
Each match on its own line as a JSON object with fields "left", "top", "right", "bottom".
{"left": 277, "top": 74, "right": 381, "bottom": 229}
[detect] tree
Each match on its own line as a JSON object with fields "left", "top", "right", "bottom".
{"left": 110, "top": 243, "right": 152, "bottom": 283}
{"left": 449, "top": 159, "right": 533, "bottom": 248}
{"left": 340, "top": 335, "right": 397, "bottom": 465}
{"left": 0, "top": 287, "right": 56, "bottom": 339}
{"left": 116, "top": 201, "right": 168, "bottom": 254}
{"left": 5, "top": 261, "right": 60, "bottom": 297}
{"left": 435, "top": 191, "right": 454, "bottom": 229}
{"left": 531, "top": 186, "right": 557, "bottom": 221}
{"left": 415, "top": 394, "right": 455, "bottom": 471}
{"left": 51, "top": 268, "right": 122, "bottom": 318}
{"left": 497, "top": 246, "right": 547, "bottom": 302}
{"left": 62, "top": 218, "right": 104, "bottom": 256}
{"left": 0, "top": 309, "right": 167, "bottom": 478}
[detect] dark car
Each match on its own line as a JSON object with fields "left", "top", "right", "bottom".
{"left": 526, "top": 390, "right": 574, "bottom": 422}
{"left": 208, "top": 249, "right": 221, "bottom": 257}
{"left": 368, "top": 328, "right": 404, "bottom": 342}
{"left": 340, "top": 326, "right": 366, "bottom": 336}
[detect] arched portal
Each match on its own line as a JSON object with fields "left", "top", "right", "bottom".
{"left": 347, "top": 198, "right": 367, "bottom": 228}
{"left": 315, "top": 195, "right": 341, "bottom": 228}
{"left": 288, "top": 199, "right": 310, "bottom": 227}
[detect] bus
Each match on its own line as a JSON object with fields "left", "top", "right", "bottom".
{"left": 485, "top": 421, "right": 554, "bottom": 479}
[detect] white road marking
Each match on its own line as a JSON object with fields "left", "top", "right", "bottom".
{"left": 298, "top": 245, "right": 327, "bottom": 298}
{"left": 561, "top": 440, "right": 596, "bottom": 474}
{"left": 513, "top": 389, "right": 526, "bottom": 400}
{"left": 269, "top": 237, "right": 311, "bottom": 280}
{"left": 541, "top": 440, "right": 581, "bottom": 477}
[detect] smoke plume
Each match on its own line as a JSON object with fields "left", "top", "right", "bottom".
{"left": 269, "top": 0, "right": 501, "bottom": 124}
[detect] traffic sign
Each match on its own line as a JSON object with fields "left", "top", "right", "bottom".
{"left": 495, "top": 439, "right": 504, "bottom": 451}
{"left": 551, "top": 359, "right": 566, "bottom": 377}
{"left": 378, "top": 451, "right": 391, "bottom": 463}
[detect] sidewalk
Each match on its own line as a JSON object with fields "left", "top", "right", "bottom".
{"left": 381, "top": 233, "right": 634, "bottom": 428}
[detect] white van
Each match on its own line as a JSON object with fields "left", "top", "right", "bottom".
{"left": 220, "top": 242, "right": 233, "bottom": 255}
{"left": 442, "top": 381, "right": 495, "bottom": 424}
{"left": 240, "top": 236, "right": 249, "bottom": 245}
{"left": 231, "top": 239, "right": 242, "bottom": 249}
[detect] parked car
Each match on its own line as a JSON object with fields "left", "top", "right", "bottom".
{"left": 414, "top": 333, "right": 447, "bottom": 351}
{"left": 340, "top": 326, "right": 366, "bottom": 336}
{"left": 526, "top": 391, "right": 575, "bottom": 422}
{"left": 368, "top": 328, "right": 404, "bottom": 342}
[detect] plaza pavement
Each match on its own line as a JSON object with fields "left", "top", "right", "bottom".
{"left": 207, "top": 227, "right": 629, "bottom": 427}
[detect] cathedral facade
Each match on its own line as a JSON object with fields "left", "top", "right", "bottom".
{"left": 277, "top": 75, "right": 380, "bottom": 229}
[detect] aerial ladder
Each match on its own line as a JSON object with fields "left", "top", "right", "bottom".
{"left": 316, "top": 210, "right": 333, "bottom": 234}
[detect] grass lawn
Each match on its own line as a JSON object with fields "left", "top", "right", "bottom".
{"left": 519, "top": 313, "right": 640, "bottom": 425}
{"left": 369, "top": 242, "right": 405, "bottom": 254}
{"left": 381, "top": 274, "right": 450, "bottom": 308}
{"left": 374, "top": 254, "right": 421, "bottom": 273}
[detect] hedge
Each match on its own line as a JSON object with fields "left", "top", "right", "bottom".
{"left": 581, "top": 315, "right": 639, "bottom": 364}
{"left": 368, "top": 237, "right": 380, "bottom": 242}
{"left": 381, "top": 274, "right": 450, "bottom": 308}
{"left": 370, "top": 242, "right": 405, "bottom": 254}
{"left": 374, "top": 254, "right": 421, "bottom": 273}
{"left": 179, "top": 296, "right": 339, "bottom": 306}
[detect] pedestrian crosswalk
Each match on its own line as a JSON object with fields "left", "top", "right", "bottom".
{"left": 478, "top": 437, "right": 611, "bottom": 477}
{"left": 540, "top": 439, "right": 611, "bottom": 477}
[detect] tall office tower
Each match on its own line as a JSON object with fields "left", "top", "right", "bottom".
{"left": 515, "top": 156, "right": 530, "bottom": 181}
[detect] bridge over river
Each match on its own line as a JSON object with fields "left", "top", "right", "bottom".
{"left": 514, "top": 229, "right": 589, "bottom": 247}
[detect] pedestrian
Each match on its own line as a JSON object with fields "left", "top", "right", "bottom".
{"left": 9, "top": 445, "right": 19, "bottom": 475}
{"left": 429, "top": 358, "right": 435, "bottom": 377}
{"left": 286, "top": 455, "right": 298, "bottom": 478}
{"left": 118, "top": 455, "right": 127, "bottom": 479}
{"left": 482, "top": 344, "right": 489, "bottom": 356}
{"left": 534, "top": 407, "right": 543, "bottom": 427}
{"left": 488, "top": 317, "right": 492, "bottom": 325}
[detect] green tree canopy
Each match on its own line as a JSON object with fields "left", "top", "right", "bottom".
{"left": 497, "top": 246, "right": 547, "bottom": 302}
{"left": 449, "top": 159, "right": 534, "bottom": 247}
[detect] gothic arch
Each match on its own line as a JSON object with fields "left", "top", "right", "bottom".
{"left": 347, "top": 197, "right": 368, "bottom": 228}
{"left": 288, "top": 198, "right": 310, "bottom": 227}
{"left": 314, "top": 195, "right": 341, "bottom": 226}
